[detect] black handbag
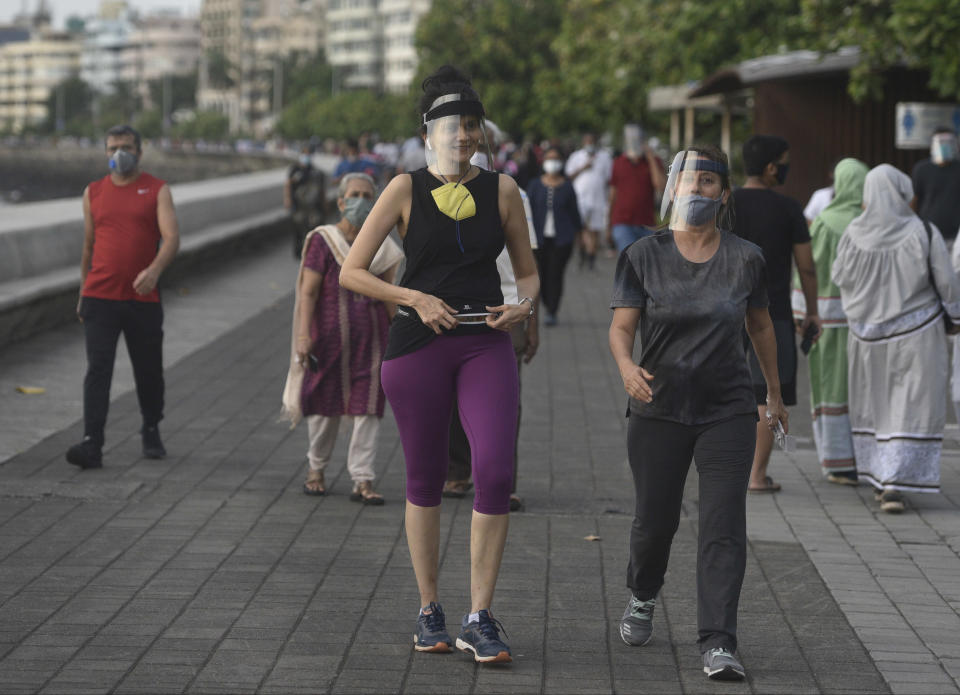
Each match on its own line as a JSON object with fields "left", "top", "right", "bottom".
{"left": 922, "top": 218, "right": 960, "bottom": 335}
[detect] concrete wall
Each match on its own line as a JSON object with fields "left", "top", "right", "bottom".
{"left": 0, "top": 168, "right": 293, "bottom": 346}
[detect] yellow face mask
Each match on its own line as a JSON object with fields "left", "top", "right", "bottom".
{"left": 431, "top": 182, "right": 476, "bottom": 221}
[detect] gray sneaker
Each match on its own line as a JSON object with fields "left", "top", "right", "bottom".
{"left": 619, "top": 596, "right": 655, "bottom": 646}
{"left": 702, "top": 647, "right": 745, "bottom": 680}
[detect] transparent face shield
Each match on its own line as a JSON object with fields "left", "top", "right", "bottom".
{"left": 931, "top": 133, "right": 959, "bottom": 165}
{"left": 424, "top": 94, "right": 490, "bottom": 178}
{"left": 623, "top": 123, "right": 644, "bottom": 158}
{"left": 660, "top": 150, "right": 729, "bottom": 230}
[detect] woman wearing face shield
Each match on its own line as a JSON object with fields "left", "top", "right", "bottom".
{"left": 526, "top": 148, "right": 583, "bottom": 326}
{"left": 281, "top": 173, "right": 403, "bottom": 502}
{"left": 608, "top": 145, "right": 785, "bottom": 681}
{"left": 340, "top": 65, "right": 539, "bottom": 663}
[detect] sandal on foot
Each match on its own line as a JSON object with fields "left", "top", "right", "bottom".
{"left": 350, "top": 480, "right": 384, "bottom": 506}
{"left": 441, "top": 479, "right": 473, "bottom": 498}
{"left": 303, "top": 468, "right": 326, "bottom": 496}
{"left": 748, "top": 476, "right": 781, "bottom": 494}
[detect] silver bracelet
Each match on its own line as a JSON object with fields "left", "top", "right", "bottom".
{"left": 518, "top": 297, "right": 534, "bottom": 316}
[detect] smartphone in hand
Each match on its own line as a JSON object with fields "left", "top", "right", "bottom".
{"left": 800, "top": 323, "right": 818, "bottom": 355}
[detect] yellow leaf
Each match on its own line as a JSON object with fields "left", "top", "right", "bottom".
{"left": 583, "top": 534, "right": 601, "bottom": 542}
{"left": 15, "top": 386, "right": 46, "bottom": 395}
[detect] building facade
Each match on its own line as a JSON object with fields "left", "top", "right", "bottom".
{"left": 198, "top": 0, "right": 324, "bottom": 133}
{"left": 0, "top": 31, "right": 81, "bottom": 132}
{"left": 326, "top": 0, "right": 429, "bottom": 94}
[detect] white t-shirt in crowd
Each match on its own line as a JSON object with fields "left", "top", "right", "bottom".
{"left": 804, "top": 186, "right": 834, "bottom": 223}
{"left": 497, "top": 190, "right": 538, "bottom": 303}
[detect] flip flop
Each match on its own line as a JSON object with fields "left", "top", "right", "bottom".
{"left": 748, "top": 476, "right": 781, "bottom": 494}
{"left": 350, "top": 481, "right": 385, "bottom": 506}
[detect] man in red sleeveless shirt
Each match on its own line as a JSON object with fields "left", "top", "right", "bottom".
{"left": 66, "top": 125, "right": 180, "bottom": 469}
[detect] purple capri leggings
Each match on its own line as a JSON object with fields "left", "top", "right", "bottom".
{"left": 380, "top": 331, "right": 519, "bottom": 515}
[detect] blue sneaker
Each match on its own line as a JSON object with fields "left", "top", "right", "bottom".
{"left": 456, "top": 609, "right": 512, "bottom": 663}
{"left": 414, "top": 602, "right": 452, "bottom": 653}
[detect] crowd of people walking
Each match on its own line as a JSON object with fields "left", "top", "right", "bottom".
{"left": 64, "top": 61, "right": 960, "bottom": 683}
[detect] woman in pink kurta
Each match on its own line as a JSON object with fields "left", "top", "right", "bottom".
{"left": 284, "top": 172, "right": 403, "bottom": 501}
{"left": 300, "top": 235, "right": 390, "bottom": 419}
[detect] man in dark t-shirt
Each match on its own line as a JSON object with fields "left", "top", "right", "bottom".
{"left": 912, "top": 128, "right": 960, "bottom": 242}
{"left": 733, "top": 135, "right": 821, "bottom": 494}
{"left": 285, "top": 147, "right": 327, "bottom": 257}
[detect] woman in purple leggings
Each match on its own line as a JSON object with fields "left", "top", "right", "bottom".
{"left": 340, "top": 65, "right": 539, "bottom": 664}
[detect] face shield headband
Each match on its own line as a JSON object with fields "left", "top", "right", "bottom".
{"left": 423, "top": 93, "right": 485, "bottom": 125}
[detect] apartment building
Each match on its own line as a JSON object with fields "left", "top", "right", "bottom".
{"left": 198, "top": 0, "right": 324, "bottom": 133}
{"left": 0, "top": 31, "right": 81, "bottom": 132}
{"left": 381, "top": 0, "right": 428, "bottom": 93}
{"left": 326, "top": 0, "right": 429, "bottom": 93}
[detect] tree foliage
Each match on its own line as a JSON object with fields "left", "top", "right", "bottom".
{"left": 43, "top": 75, "right": 94, "bottom": 134}
{"left": 413, "top": 0, "right": 960, "bottom": 139}
{"left": 147, "top": 71, "right": 198, "bottom": 114}
{"left": 413, "top": 0, "right": 566, "bottom": 137}
{"left": 172, "top": 110, "right": 231, "bottom": 139}
{"left": 796, "top": 0, "right": 960, "bottom": 101}
{"left": 276, "top": 89, "right": 412, "bottom": 141}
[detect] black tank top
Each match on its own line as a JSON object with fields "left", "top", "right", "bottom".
{"left": 384, "top": 167, "right": 505, "bottom": 360}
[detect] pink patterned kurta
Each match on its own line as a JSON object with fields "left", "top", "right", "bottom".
{"left": 300, "top": 235, "right": 390, "bottom": 417}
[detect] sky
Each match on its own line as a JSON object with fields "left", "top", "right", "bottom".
{"left": 1, "top": 0, "right": 200, "bottom": 26}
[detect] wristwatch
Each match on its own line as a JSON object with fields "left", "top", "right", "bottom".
{"left": 518, "top": 297, "right": 534, "bottom": 316}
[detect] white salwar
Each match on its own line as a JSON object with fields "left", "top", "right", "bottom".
{"left": 832, "top": 165, "right": 960, "bottom": 493}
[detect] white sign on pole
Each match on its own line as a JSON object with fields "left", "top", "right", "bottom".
{"left": 896, "top": 102, "right": 960, "bottom": 149}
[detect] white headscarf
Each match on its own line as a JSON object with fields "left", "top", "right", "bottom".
{"left": 843, "top": 164, "right": 919, "bottom": 249}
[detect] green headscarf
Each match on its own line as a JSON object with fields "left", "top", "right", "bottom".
{"left": 801, "top": 157, "right": 869, "bottom": 301}
{"left": 816, "top": 158, "right": 869, "bottom": 236}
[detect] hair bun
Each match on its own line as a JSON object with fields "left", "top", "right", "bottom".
{"left": 422, "top": 64, "right": 472, "bottom": 93}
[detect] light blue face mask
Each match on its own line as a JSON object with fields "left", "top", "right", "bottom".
{"left": 674, "top": 193, "right": 722, "bottom": 226}
{"left": 343, "top": 196, "right": 374, "bottom": 228}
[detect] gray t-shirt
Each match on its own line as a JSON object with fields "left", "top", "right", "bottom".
{"left": 610, "top": 230, "right": 768, "bottom": 425}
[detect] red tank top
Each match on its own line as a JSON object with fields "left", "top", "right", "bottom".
{"left": 83, "top": 172, "right": 165, "bottom": 302}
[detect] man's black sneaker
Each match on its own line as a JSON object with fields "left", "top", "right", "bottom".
{"left": 456, "top": 609, "right": 511, "bottom": 663}
{"left": 142, "top": 425, "right": 166, "bottom": 459}
{"left": 414, "top": 602, "right": 452, "bottom": 653}
{"left": 702, "top": 647, "right": 746, "bottom": 680}
{"left": 66, "top": 437, "right": 103, "bottom": 469}
{"left": 620, "top": 595, "right": 656, "bottom": 646}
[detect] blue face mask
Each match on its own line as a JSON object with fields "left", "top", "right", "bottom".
{"left": 775, "top": 162, "right": 790, "bottom": 185}
{"left": 674, "top": 193, "right": 722, "bottom": 227}
{"left": 342, "top": 196, "right": 374, "bottom": 228}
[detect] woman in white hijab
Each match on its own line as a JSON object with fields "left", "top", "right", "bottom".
{"left": 832, "top": 164, "right": 960, "bottom": 512}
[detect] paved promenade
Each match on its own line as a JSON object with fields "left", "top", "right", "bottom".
{"left": 1, "top": 240, "right": 959, "bottom": 694}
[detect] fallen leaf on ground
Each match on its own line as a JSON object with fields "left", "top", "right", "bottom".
{"left": 583, "top": 534, "right": 601, "bottom": 542}
{"left": 15, "top": 386, "right": 45, "bottom": 395}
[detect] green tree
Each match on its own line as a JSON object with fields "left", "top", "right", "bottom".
{"left": 797, "top": 0, "right": 960, "bottom": 101}
{"left": 283, "top": 51, "right": 333, "bottom": 102}
{"left": 206, "top": 49, "right": 234, "bottom": 89}
{"left": 133, "top": 109, "right": 163, "bottom": 138}
{"left": 42, "top": 75, "right": 94, "bottom": 133}
{"left": 276, "top": 89, "right": 411, "bottom": 141}
{"left": 413, "top": 0, "right": 566, "bottom": 137}
{"left": 172, "top": 110, "right": 230, "bottom": 139}
{"left": 147, "top": 71, "right": 198, "bottom": 114}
